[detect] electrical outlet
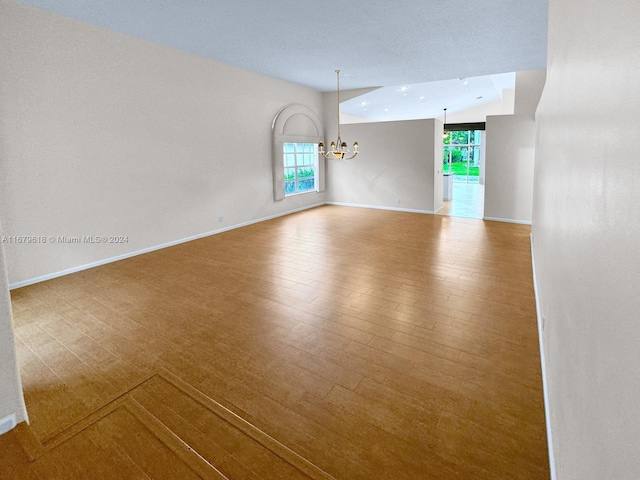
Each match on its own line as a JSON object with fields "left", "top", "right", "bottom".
{"left": 218, "top": 215, "right": 224, "bottom": 223}
{"left": 396, "top": 198, "right": 401, "bottom": 203}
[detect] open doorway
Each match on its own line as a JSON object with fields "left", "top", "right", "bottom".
{"left": 438, "top": 127, "right": 485, "bottom": 219}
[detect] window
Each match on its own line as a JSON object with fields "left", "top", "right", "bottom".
{"left": 443, "top": 130, "right": 482, "bottom": 183}
{"left": 271, "top": 104, "right": 325, "bottom": 201}
{"left": 284, "top": 143, "right": 317, "bottom": 195}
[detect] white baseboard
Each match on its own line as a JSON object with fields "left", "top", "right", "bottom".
{"left": 325, "top": 201, "right": 436, "bottom": 215}
{"left": 8, "top": 203, "right": 324, "bottom": 290}
{"left": 483, "top": 216, "right": 532, "bottom": 225}
{"left": 0, "top": 414, "right": 16, "bottom": 436}
{"left": 9, "top": 203, "right": 523, "bottom": 290}
{"left": 530, "top": 233, "right": 557, "bottom": 480}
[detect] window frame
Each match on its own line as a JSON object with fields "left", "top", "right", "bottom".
{"left": 283, "top": 142, "right": 318, "bottom": 196}
{"left": 443, "top": 129, "right": 482, "bottom": 183}
{"left": 272, "top": 104, "right": 325, "bottom": 201}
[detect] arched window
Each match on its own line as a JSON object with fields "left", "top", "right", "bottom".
{"left": 272, "top": 104, "right": 325, "bottom": 201}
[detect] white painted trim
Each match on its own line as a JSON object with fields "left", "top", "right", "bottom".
{"left": 8, "top": 203, "right": 324, "bottom": 290}
{"left": 9, "top": 200, "right": 486, "bottom": 290}
{"left": 483, "top": 216, "right": 532, "bottom": 225}
{"left": 272, "top": 104, "right": 325, "bottom": 200}
{"left": 0, "top": 413, "right": 16, "bottom": 436}
{"left": 530, "top": 233, "right": 557, "bottom": 480}
{"left": 433, "top": 205, "right": 444, "bottom": 214}
{"left": 325, "top": 202, "right": 435, "bottom": 215}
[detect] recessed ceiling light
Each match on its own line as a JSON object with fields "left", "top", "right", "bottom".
{"left": 419, "top": 96, "right": 425, "bottom": 100}
{"left": 360, "top": 101, "right": 367, "bottom": 106}
{"left": 384, "top": 108, "right": 389, "bottom": 112}
{"left": 400, "top": 86, "right": 408, "bottom": 92}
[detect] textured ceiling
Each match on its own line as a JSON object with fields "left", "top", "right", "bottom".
{"left": 14, "top": 0, "right": 548, "bottom": 93}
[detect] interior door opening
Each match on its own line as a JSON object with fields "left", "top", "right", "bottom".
{"left": 439, "top": 128, "right": 485, "bottom": 219}
{"left": 443, "top": 129, "right": 482, "bottom": 183}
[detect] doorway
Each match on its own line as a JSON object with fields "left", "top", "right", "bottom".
{"left": 443, "top": 129, "right": 482, "bottom": 183}
{"left": 439, "top": 128, "right": 485, "bottom": 219}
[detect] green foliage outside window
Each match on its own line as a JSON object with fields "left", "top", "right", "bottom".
{"left": 284, "top": 143, "right": 316, "bottom": 195}
{"left": 284, "top": 168, "right": 314, "bottom": 180}
{"left": 443, "top": 130, "right": 481, "bottom": 182}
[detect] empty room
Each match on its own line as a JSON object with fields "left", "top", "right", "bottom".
{"left": 1, "top": 1, "right": 639, "bottom": 479}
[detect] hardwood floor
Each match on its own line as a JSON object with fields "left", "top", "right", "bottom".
{"left": 0, "top": 205, "right": 549, "bottom": 479}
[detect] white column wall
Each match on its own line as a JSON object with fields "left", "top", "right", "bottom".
{"left": 484, "top": 115, "right": 536, "bottom": 224}
{"left": 532, "top": 0, "right": 640, "bottom": 479}
{"left": 0, "top": 218, "right": 28, "bottom": 430}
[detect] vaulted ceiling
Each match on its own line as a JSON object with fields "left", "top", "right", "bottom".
{"left": 14, "top": 0, "right": 548, "bottom": 119}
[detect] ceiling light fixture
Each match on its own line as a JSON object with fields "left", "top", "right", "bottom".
{"left": 319, "top": 70, "right": 358, "bottom": 160}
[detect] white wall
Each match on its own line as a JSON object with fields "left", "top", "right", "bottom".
{"left": 0, "top": 219, "right": 28, "bottom": 430}
{"left": 484, "top": 115, "right": 536, "bottom": 224}
{"left": 431, "top": 120, "right": 444, "bottom": 212}
{"left": 515, "top": 69, "right": 547, "bottom": 115}
{"left": 0, "top": 1, "right": 325, "bottom": 287}
{"left": 532, "top": 0, "right": 640, "bottom": 479}
{"left": 478, "top": 131, "right": 487, "bottom": 185}
{"left": 502, "top": 89, "right": 515, "bottom": 114}
{"left": 325, "top": 118, "right": 440, "bottom": 213}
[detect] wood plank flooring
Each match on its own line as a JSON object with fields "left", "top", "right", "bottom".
{"left": 0, "top": 205, "right": 549, "bottom": 479}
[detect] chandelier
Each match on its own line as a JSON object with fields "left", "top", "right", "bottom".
{"left": 319, "top": 70, "right": 359, "bottom": 159}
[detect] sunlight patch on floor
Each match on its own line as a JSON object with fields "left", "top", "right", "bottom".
{"left": 437, "top": 183, "right": 484, "bottom": 219}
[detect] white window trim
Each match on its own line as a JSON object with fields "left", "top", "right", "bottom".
{"left": 272, "top": 104, "right": 325, "bottom": 201}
